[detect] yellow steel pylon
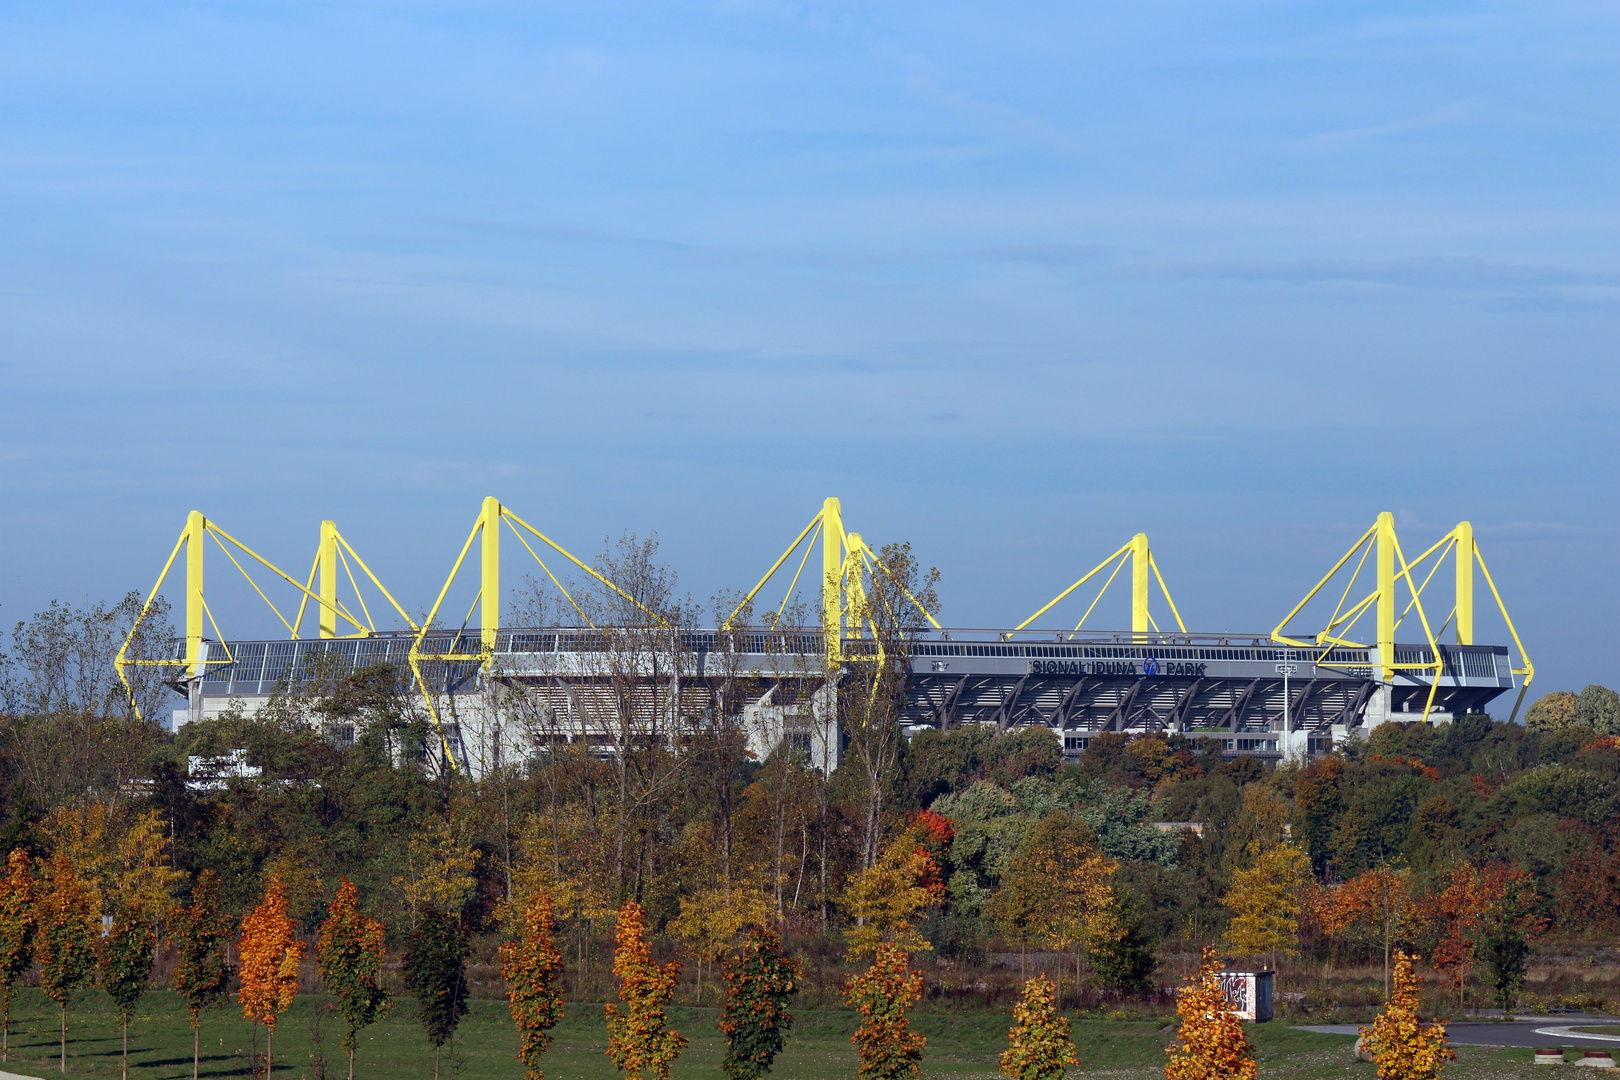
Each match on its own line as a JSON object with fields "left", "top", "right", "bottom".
{"left": 1012, "top": 533, "right": 1186, "bottom": 639}
{"left": 725, "top": 497, "right": 941, "bottom": 666}
{"left": 1272, "top": 514, "right": 1534, "bottom": 722}
{"left": 115, "top": 512, "right": 417, "bottom": 719}
{"left": 407, "top": 496, "right": 666, "bottom": 769}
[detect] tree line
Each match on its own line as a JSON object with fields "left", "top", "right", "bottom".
{"left": 2, "top": 550, "right": 1617, "bottom": 1029}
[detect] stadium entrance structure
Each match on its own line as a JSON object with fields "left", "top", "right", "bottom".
{"left": 116, "top": 500, "right": 1532, "bottom": 775}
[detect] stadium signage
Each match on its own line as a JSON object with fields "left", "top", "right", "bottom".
{"left": 1027, "top": 659, "right": 1208, "bottom": 678}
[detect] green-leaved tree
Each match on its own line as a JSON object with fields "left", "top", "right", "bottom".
{"left": 403, "top": 907, "right": 470, "bottom": 1080}
{"left": 102, "top": 906, "right": 157, "bottom": 1080}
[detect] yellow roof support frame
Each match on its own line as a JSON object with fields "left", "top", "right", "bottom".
{"left": 724, "top": 497, "right": 942, "bottom": 665}
{"left": 406, "top": 496, "right": 668, "bottom": 771}
{"left": 1014, "top": 533, "right": 1187, "bottom": 639}
{"left": 1272, "top": 514, "right": 1534, "bottom": 722}
{"left": 114, "top": 510, "right": 419, "bottom": 720}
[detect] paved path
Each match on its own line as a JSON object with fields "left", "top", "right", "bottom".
{"left": 1299, "top": 1018, "right": 1620, "bottom": 1048}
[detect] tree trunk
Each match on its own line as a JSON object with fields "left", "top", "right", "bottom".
{"left": 772, "top": 766, "right": 787, "bottom": 917}
{"left": 1384, "top": 938, "right": 1391, "bottom": 1000}
{"left": 122, "top": 1019, "right": 129, "bottom": 1080}
{"left": 614, "top": 731, "right": 629, "bottom": 895}
{"left": 434, "top": 1043, "right": 441, "bottom": 1080}
{"left": 349, "top": 1044, "right": 355, "bottom": 1080}
{"left": 194, "top": 1024, "right": 200, "bottom": 1080}
{"left": 4, "top": 1001, "right": 9, "bottom": 1062}
{"left": 818, "top": 783, "right": 829, "bottom": 930}
{"left": 59, "top": 1004, "right": 66, "bottom": 1074}
{"left": 267, "top": 1026, "right": 274, "bottom": 1077}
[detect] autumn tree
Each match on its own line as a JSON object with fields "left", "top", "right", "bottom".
{"left": 983, "top": 858, "right": 1040, "bottom": 978}
{"left": 1224, "top": 784, "right": 1293, "bottom": 869}
{"left": 1221, "top": 841, "right": 1311, "bottom": 969}
{"left": 999, "top": 975, "right": 1079, "bottom": 1080}
{"left": 1477, "top": 865, "right": 1546, "bottom": 1013}
{"left": 1524, "top": 691, "right": 1578, "bottom": 732}
{"left": 102, "top": 906, "right": 157, "bottom": 1080}
{"left": 1164, "top": 945, "right": 1257, "bottom": 1080}
{"left": 238, "top": 875, "right": 306, "bottom": 1078}
{"left": 1326, "top": 866, "right": 1423, "bottom": 997}
{"left": 606, "top": 900, "right": 687, "bottom": 1080}
{"left": 37, "top": 851, "right": 97, "bottom": 1074}
{"left": 1360, "top": 950, "right": 1454, "bottom": 1080}
{"left": 501, "top": 889, "right": 567, "bottom": 1080}
{"left": 671, "top": 884, "right": 770, "bottom": 1003}
{"left": 403, "top": 908, "right": 471, "bottom": 1080}
{"left": 845, "top": 942, "right": 926, "bottom": 1080}
{"left": 42, "top": 800, "right": 181, "bottom": 921}
{"left": 394, "top": 815, "right": 481, "bottom": 929}
{"left": 719, "top": 926, "right": 801, "bottom": 1080}
{"left": 838, "top": 541, "right": 940, "bottom": 868}
{"left": 0, "top": 849, "right": 36, "bottom": 1063}
{"left": 838, "top": 828, "right": 940, "bottom": 959}
{"left": 318, "top": 878, "right": 391, "bottom": 1080}
{"left": 988, "top": 812, "right": 1119, "bottom": 1004}
{"left": 510, "top": 806, "right": 616, "bottom": 989}
{"left": 1427, "top": 866, "right": 1487, "bottom": 1011}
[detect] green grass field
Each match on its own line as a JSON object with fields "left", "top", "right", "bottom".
{"left": 0, "top": 990, "right": 1564, "bottom": 1079}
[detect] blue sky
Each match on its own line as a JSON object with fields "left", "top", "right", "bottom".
{"left": 1, "top": 1, "right": 1615, "bottom": 698}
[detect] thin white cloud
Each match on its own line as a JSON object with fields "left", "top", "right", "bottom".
{"left": 901, "top": 62, "right": 1083, "bottom": 155}
{"left": 1301, "top": 104, "right": 1473, "bottom": 147}
{"left": 1115, "top": 256, "right": 1620, "bottom": 292}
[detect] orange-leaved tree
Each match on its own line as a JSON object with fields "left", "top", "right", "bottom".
{"left": 238, "top": 875, "right": 306, "bottom": 1078}
{"left": 1326, "top": 866, "right": 1423, "bottom": 998}
{"left": 1477, "top": 864, "right": 1547, "bottom": 1014}
{"left": 1426, "top": 866, "right": 1487, "bottom": 1012}
{"left": 999, "top": 975, "right": 1078, "bottom": 1080}
{"left": 605, "top": 900, "right": 687, "bottom": 1080}
{"left": 173, "top": 869, "right": 233, "bottom": 1080}
{"left": 1360, "top": 949, "right": 1454, "bottom": 1080}
{"left": 1164, "top": 945, "right": 1257, "bottom": 1080}
{"left": 37, "top": 850, "right": 97, "bottom": 1075}
{"left": 719, "top": 925, "right": 801, "bottom": 1080}
{"left": 501, "top": 888, "right": 567, "bottom": 1080}
{"left": 845, "top": 941, "right": 925, "bottom": 1080}
{"left": 317, "top": 878, "right": 391, "bottom": 1080}
{"left": 0, "top": 849, "right": 36, "bottom": 1063}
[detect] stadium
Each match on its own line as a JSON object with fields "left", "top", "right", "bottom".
{"left": 115, "top": 497, "right": 1532, "bottom": 777}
